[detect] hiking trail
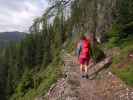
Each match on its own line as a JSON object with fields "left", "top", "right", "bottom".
{"left": 36, "top": 51, "right": 133, "bottom": 100}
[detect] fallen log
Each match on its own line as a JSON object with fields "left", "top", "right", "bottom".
{"left": 88, "top": 56, "right": 112, "bottom": 77}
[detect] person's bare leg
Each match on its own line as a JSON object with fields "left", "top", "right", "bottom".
{"left": 85, "top": 64, "right": 88, "bottom": 74}
{"left": 80, "top": 64, "right": 83, "bottom": 73}
{"left": 80, "top": 64, "right": 86, "bottom": 78}
{"left": 84, "top": 64, "right": 89, "bottom": 79}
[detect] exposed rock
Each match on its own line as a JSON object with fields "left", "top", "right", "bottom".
{"left": 72, "top": 0, "right": 116, "bottom": 43}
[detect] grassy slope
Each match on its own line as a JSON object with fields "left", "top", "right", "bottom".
{"left": 104, "top": 37, "right": 133, "bottom": 86}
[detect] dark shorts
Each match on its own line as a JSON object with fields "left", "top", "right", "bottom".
{"left": 79, "top": 57, "right": 90, "bottom": 65}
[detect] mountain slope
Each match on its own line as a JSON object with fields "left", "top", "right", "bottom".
{"left": 0, "top": 0, "right": 132, "bottom": 100}
{"left": 0, "top": 31, "right": 26, "bottom": 47}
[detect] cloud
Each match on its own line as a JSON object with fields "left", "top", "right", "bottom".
{"left": 0, "top": 0, "right": 48, "bottom": 32}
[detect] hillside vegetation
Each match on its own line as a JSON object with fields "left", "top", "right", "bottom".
{"left": 0, "top": 0, "right": 132, "bottom": 100}
{"left": 0, "top": 31, "right": 26, "bottom": 48}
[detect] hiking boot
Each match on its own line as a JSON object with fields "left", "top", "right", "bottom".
{"left": 85, "top": 74, "right": 89, "bottom": 79}
{"left": 81, "top": 75, "right": 86, "bottom": 78}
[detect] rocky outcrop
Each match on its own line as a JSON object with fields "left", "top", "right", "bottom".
{"left": 72, "top": 0, "right": 116, "bottom": 42}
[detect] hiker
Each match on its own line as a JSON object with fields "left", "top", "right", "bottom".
{"left": 76, "top": 33, "right": 92, "bottom": 79}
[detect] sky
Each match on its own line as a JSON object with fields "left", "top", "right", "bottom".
{"left": 0, "top": 0, "right": 48, "bottom": 32}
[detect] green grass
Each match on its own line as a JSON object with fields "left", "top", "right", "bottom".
{"left": 113, "top": 65, "right": 133, "bottom": 86}
{"left": 106, "top": 37, "right": 133, "bottom": 86}
{"left": 103, "top": 22, "right": 133, "bottom": 86}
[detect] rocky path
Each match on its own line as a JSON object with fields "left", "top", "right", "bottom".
{"left": 40, "top": 52, "right": 133, "bottom": 100}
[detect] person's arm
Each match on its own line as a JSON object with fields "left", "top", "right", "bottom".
{"left": 74, "top": 42, "right": 82, "bottom": 64}
{"left": 76, "top": 42, "right": 82, "bottom": 59}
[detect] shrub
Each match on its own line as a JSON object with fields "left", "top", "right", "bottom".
{"left": 90, "top": 45, "right": 105, "bottom": 63}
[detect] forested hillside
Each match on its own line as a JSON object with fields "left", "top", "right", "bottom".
{"left": 0, "top": 0, "right": 132, "bottom": 100}
{"left": 0, "top": 31, "right": 26, "bottom": 48}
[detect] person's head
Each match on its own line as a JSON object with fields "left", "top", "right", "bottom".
{"left": 83, "top": 32, "right": 90, "bottom": 40}
{"left": 86, "top": 32, "right": 94, "bottom": 41}
{"left": 80, "top": 32, "right": 93, "bottom": 40}
{"left": 89, "top": 32, "right": 94, "bottom": 38}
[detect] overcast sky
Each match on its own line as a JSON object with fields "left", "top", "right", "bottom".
{"left": 0, "top": 0, "right": 48, "bottom": 32}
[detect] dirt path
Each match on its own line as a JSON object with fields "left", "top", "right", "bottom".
{"left": 40, "top": 52, "right": 133, "bottom": 100}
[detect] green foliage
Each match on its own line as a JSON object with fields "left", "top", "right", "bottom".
{"left": 66, "top": 39, "right": 75, "bottom": 53}
{"left": 0, "top": 11, "right": 66, "bottom": 100}
{"left": 15, "top": 69, "right": 33, "bottom": 96}
{"left": 106, "top": 22, "right": 133, "bottom": 48}
{"left": 111, "top": 39, "right": 133, "bottom": 86}
{"left": 90, "top": 45, "right": 105, "bottom": 62}
{"left": 107, "top": 24, "right": 122, "bottom": 38}
{"left": 10, "top": 56, "right": 62, "bottom": 100}
{"left": 0, "top": 5, "right": 67, "bottom": 99}
{"left": 106, "top": 24, "right": 121, "bottom": 48}
{"left": 113, "top": 65, "right": 133, "bottom": 86}
{"left": 116, "top": 0, "right": 133, "bottom": 25}
{"left": 0, "top": 0, "right": 133, "bottom": 100}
